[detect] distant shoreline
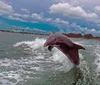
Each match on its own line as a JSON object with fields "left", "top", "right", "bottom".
{"left": 0, "top": 29, "right": 49, "bottom": 36}
{"left": 0, "top": 29, "right": 100, "bottom": 40}
{"left": 63, "top": 33, "right": 100, "bottom": 40}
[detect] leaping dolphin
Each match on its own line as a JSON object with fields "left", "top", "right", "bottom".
{"left": 44, "top": 34, "right": 85, "bottom": 65}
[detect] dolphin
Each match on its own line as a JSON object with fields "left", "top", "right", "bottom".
{"left": 44, "top": 34, "right": 85, "bottom": 65}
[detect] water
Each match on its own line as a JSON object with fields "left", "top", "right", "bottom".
{"left": 0, "top": 32, "right": 100, "bottom": 85}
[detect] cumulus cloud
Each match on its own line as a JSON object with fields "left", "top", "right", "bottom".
{"left": 31, "top": 13, "right": 70, "bottom": 29}
{"left": 50, "top": 3, "right": 98, "bottom": 21}
{"left": 70, "top": 22, "right": 100, "bottom": 36}
{"left": 95, "top": 6, "right": 100, "bottom": 15}
{"left": 52, "top": 18, "right": 69, "bottom": 25}
{"left": 21, "top": 8, "right": 30, "bottom": 13}
{"left": 44, "top": 17, "right": 53, "bottom": 22}
{"left": 0, "top": 1, "right": 13, "bottom": 15}
{"left": 31, "top": 13, "right": 43, "bottom": 21}
{"left": 95, "top": 6, "right": 100, "bottom": 12}
{"left": 13, "top": 13, "right": 30, "bottom": 19}
{"left": 11, "top": 12, "right": 52, "bottom": 22}
{"left": 8, "top": 15, "right": 27, "bottom": 22}
{"left": 31, "top": 13, "right": 69, "bottom": 25}
{"left": 56, "top": 0, "right": 80, "bottom": 6}
{"left": 11, "top": 12, "right": 69, "bottom": 27}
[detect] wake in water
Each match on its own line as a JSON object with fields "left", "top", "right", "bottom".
{"left": 14, "top": 38, "right": 74, "bottom": 71}
{"left": 0, "top": 38, "right": 94, "bottom": 85}
{"left": 14, "top": 38, "right": 90, "bottom": 84}
{"left": 94, "top": 45, "right": 100, "bottom": 75}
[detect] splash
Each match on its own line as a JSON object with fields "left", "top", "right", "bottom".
{"left": 0, "top": 38, "right": 90, "bottom": 85}
{"left": 94, "top": 45, "right": 100, "bottom": 76}
{"left": 14, "top": 38, "right": 46, "bottom": 50}
{"left": 13, "top": 38, "right": 88, "bottom": 72}
{"left": 51, "top": 47, "right": 74, "bottom": 71}
{"left": 14, "top": 38, "right": 74, "bottom": 72}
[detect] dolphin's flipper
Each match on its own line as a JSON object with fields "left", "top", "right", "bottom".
{"left": 48, "top": 46, "right": 53, "bottom": 51}
{"left": 74, "top": 43, "right": 85, "bottom": 50}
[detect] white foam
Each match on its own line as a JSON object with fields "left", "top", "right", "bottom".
{"left": 13, "top": 38, "right": 46, "bottom": 50}
{"left": 51, "top": 47, "right": 74, "bottom": 71}
{"left": 13, "top": 38, "right": 87, "bottom": 72}
{"left": 0, "top": 58, "right": 11, "bottom": 67}
{"left": 0, "top": 38, "right": 90, "bottom": 85}
{"left": 94, "top": 45, "right": 100, "bottom": 76}
{"left": 13, "top": 38, "right": 75, "bottom": 72}
{"left": 0, "top": 79, "right": 15, "bottom": 85}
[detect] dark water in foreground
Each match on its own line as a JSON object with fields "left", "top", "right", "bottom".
{"left": 0, "top": 32, "right": 100, "bottom": 85}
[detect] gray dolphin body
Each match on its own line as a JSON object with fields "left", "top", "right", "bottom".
{"left": 44, "top": 34, "right": 85, "bottom": 65}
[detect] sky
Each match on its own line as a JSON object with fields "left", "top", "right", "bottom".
{"left": 0, "top": 0, "right": 100, "bottom": 36}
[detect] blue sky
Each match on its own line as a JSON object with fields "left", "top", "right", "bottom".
{"left": 0, "top": 0, "right": 100, "bottom": 36}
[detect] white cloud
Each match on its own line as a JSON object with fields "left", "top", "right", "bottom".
{"left": 13, "top": 13, "right": 44, "bottom": 21}
{"left": 8, "top": 15, "right": 27, "bottom": 22}
{"left": 8, "top": 11, "right": 72, "bottom": 29}
{"left": 13, "top": 13, "right": 30, "bottom": 19}
{"left": 70, "top": 23, "right": 100, "bottom": 35}
{"left": 95, "top": 6, "right": 100, "bottom": 12}
{"left": 94, "top": 6, "right": 100, "bottom": 16}
{"left": 31, "top": 13, "right": 43, "bottom": 21}
{"left": 44, "top": 17, "right": 53, "bottom": 22}
{"left": 31, "top": 13, "right": 69, "bottom": 26}
{"left": 0, "top": 1, "right": 13, "bottom": 15}
{"left": 56, "top": 0, "right": 80, "bottom": 6}
{"left": 11, "top": 12, "right": 53, "bottom": 23}
{"left": 21, "top": 8, "right": 30, "bottom": 13}
{"left": 12, "top": 13, "right": 52, "bottom": 22}
{"left": 50, "top": 3, "right": 98, "bottom": 21}
{"left": 52, "top": 18, "right": 69, "bottom": 25}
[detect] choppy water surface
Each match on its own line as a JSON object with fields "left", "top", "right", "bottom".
{"left": 0, "top": 32, "right": 100, "bottom": 85}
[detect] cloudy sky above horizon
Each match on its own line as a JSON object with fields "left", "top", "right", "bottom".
{"left": 0, "top": 0, "right": 100, "bottom": 36}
